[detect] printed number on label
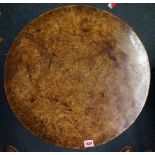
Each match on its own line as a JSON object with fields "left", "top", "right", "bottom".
{"left": 84, "top": 140, "right": 94, "bottom": 148}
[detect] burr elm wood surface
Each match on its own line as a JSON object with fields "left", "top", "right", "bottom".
{"left": 4, "top": 5, "right": 150, "bottom": 149}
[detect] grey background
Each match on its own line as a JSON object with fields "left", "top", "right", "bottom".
{"left": 0, "top": 3, "right": 155, "bottom": 152}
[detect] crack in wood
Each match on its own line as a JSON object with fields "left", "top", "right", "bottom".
{"left": 26, "top": 64, "right": 32, "bottom": 82}
{"left": 48, "top": 52, "right": 56, "bottom": 69}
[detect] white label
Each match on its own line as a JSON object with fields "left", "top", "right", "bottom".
{"left": 84, "top": 140, "right": 94, "bottom": 148}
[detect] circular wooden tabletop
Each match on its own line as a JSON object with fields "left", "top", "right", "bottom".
{"left": 4, "top": 5, "right": 150, "bottom": 149}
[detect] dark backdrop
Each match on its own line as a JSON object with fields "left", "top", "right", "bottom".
{"left": 0, "top": 3, "right": 155, "bottom": 152}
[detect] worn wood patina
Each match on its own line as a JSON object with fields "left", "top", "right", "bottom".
{"left": 4, "top": 6, "right": 150, "bottom": 149}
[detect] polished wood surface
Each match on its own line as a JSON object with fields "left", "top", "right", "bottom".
{"left": 4, "top": 6, "right": 150, "bottom": 149}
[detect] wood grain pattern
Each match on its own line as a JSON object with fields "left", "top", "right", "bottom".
{"left": 4, "top": 5, "right": 150, "bottom": 149}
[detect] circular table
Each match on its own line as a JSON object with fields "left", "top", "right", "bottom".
{"left": 4, "top": 5, "right": 150, "bottom": 149}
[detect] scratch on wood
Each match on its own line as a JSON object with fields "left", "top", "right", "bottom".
{"left": 48, "top": 97, "right": 53, "bottom": 103}
{"left": 48, "top": 52, "right": 56, "bottom": 69}
{"left": 38, "top": 95, "right": 70, "bottom": 108}
{"left": 26, "top": 64, "right": 32, "bottom": 82}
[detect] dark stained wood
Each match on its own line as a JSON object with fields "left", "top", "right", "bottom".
{"left": 4, "top": 6, "right": 150, "bottom": 149}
